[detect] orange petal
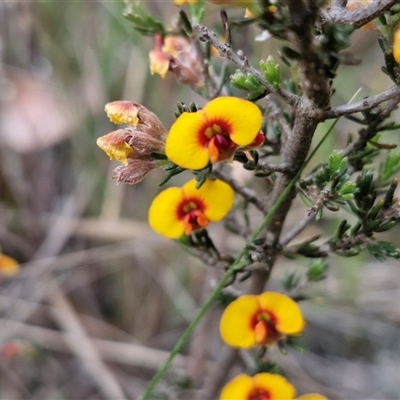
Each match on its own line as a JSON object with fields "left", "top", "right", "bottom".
{"left": 258, "top": 292, "right": 305, "bottom": 335}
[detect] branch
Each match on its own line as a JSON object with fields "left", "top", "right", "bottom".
{"left": 213, "top": 167, "right": 266, "bottom": 212}
{"left": 255, "top": 162, "right": 291, "bottom": 175}
{"left": 324, "top": 0, "right": 397, "bottom": 30}
{"left": 193, "top": 24, "right": 299, "bottom": 107}
{"left": 325, "top": 85, "right": 400, "bottom": 119}
{"left": 264, "top": 99, "right": 292, "bottom": 143}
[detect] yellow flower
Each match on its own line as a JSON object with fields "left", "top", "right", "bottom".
{"left": 220, "top": 373, "right": 296, "bottom": 400}
{"left": 166, "top": 97, "right": 263, "bottom": 170}
{"left": 394, "top": 27, "right": 400, "bottom": 64}
{"left": 149, "top": 178, "right": 234, "bottom": 238}
{"left": 0, "top": 249, "right": 19, "bottom": 277}
{"left": 220, "top": 292, "right": 305, "bottom": 349}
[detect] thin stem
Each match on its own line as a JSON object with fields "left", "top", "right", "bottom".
{"left": 140, "top": 116, "right": 340, "bottom": 400}
{"left": 193, "top": 24, "right": 298, "bottom": 107}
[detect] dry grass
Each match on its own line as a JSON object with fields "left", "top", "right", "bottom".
{"left": 0, "top": 2, "right": 399, "bottom": 399}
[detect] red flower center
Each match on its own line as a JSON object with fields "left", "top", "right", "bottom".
{"left": 251, "top": 310, "right": 280, "bottom": 345}
{"left": 177, "top": 198, "right": 208, "bottom": 235}
{"left": 199, "top": 121, "right": 237, "bottom": 163}
{"left": 248, "top": 387, "right": 271, "bottom": 400}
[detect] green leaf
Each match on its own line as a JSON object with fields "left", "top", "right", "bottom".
{"left": 282, "top": 271, "right": 302, "bottom": 291}
{"left": 123, "top": 1, "right": 164, "bottom": 36}
{"left": 230, "top": 70, "right": 248, "bottom": 90}
{"left": 328, "top": 150, "right": 347, "bottom": 181}
{"left": 188, "top": 0, "right": 205, "bottom": 24}
{"left": 378, "top": 150, "right": 400, "bottom": 186}
{"left": 366, "top": 241, "right": 400, "bottom": 262}
{"left": 259, "top": 56, "right": 282, "bottom": 90}
{"left": 307, "top": 259, "right": 328, "bottom": 282}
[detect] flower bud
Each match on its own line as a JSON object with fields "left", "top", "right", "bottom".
{"left": 113, "top": 155, "right": 157, "bottom": 185}
{"left": 98, "top": 101, "right": 167, "bottom": 184}
{"left": 105, "top": 102, "right": 167, "bottom": 141}
{"left": 97, "top": 127, "right": 166, "bottom": 166}
{"left": 149, "top": 34, "right": 204, "bottom": 88}
{"left": 105, "top": 101, "right": 140, "bottom": 125}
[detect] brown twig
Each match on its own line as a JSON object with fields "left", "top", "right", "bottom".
{"left": 323, "top": 0, "right": 398, "bottom": 30}
{"left": 213, "top": 167, "right": 266, "bottom": 212}
{"left": 324, "top": 85, "right": 400, "bottom": 119}
{"left": 193, "top": 24, "right": 299, "bottom": 107}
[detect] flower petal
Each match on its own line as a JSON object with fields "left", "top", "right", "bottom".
{"left": 0, "top": 252, "right": 19, "bottom": 277}
{"left": 182, "top": 179, "right": 234, "bottom": 222}
{"left": 149, "top": 50, "right": 171, "bottom": 78}
{"left": 166, "top": 112, "right": 210, "bottom": 170}
{"left": 253, "top": 373, "right": 296, "bottom": 399}
{"left": 220, "top": 374, "right": 254, "bottom": 400}
{"left": 258, "top": 292, "right": 305, "bottom": 335}
{"left": 148, "top": 187, "right": 185, "bottom": 239}
{"left": 203, "top": 97, "right": 262, "bottom": 146}
{"left": 220, "top": 295, "right": 259, "bottom": 348}
{"left": 105, "top": 101, "right": 140, "bottom": 126}
{"left": 96, "top": 130, "right": 134, "bottom": 166}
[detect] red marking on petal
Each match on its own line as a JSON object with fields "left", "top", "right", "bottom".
{"left": 197, "top": 119, "right": 232, "bottom": 147}
{"left": 208, "top": 135, "right": 237, "bottom": 163}
{"left": 250, "top": 310, "right": 280, "bottom": 345}
{"left": 248, "top": 388, "right": 271, "bottom": 400}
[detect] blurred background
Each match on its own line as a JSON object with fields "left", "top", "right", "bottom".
{"left": 0, "top": 1, "right": 399, "bottom": 399}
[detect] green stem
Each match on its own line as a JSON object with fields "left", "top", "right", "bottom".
{"left": 140, "top": 117, "right": 340, "bottom": 400}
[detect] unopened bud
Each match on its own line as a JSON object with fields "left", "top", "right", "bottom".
{"left": 113, "top": 156, "right": 157, "bottom": 185}
{"left": 105, "top": 101, "right": 140, "bottom": 126}
{"left": 97, "top": 129, "right": 136, "bottom": 166}
{"left": 149, "top": 35, "right": 204, "bottom": 88}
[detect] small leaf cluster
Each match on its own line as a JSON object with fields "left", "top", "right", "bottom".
{"left": 314, "top": 150, "right": 357, "bottom": 202}
{"left": 330, "top": 171, "right": 400, "bottom": 260}
{"left": 230, "top": 57, "right": 282, "bottom": 100}
{"left": 123, "top": 1, "right": 164, "bottom": 36}
{"left": 378, "top": 149, "right": 400, "bottom": 186}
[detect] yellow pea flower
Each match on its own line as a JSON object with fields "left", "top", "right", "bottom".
{"left": 220, "top": 292, "right": 305, "bottom": 349}
{"left": 149, "top": 178, "right": 234, "bottom": 238}
{"left": 166, "top": 97, "right": 263, "bottom": 170}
